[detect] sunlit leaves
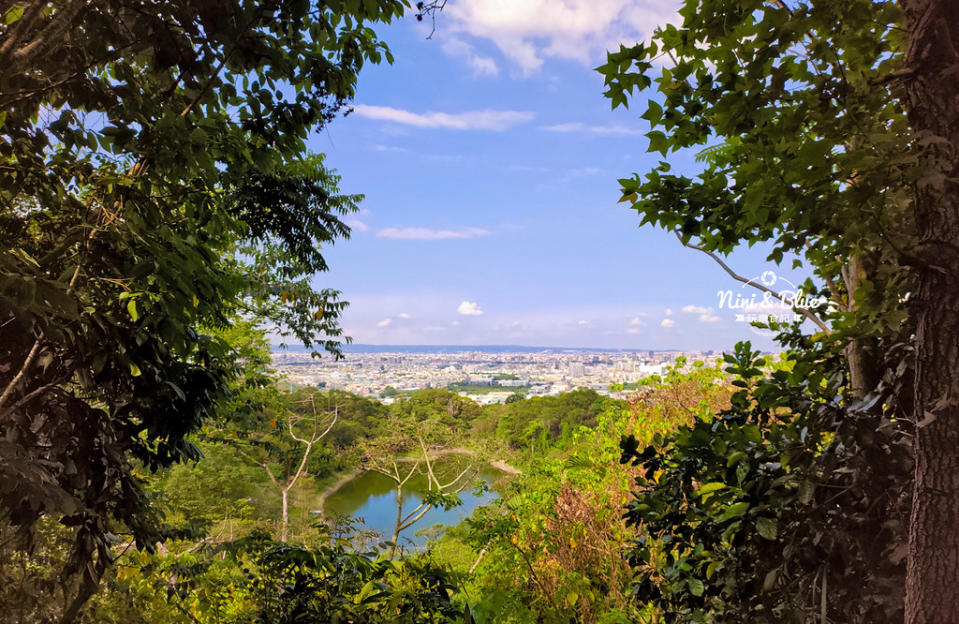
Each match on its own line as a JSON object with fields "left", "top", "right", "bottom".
{"left": 0, "top": 0, "right": 406, "bottom": 615}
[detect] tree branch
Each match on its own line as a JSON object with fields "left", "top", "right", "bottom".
{"left": 675, "top": 231, "right": 832, "bottom": 334}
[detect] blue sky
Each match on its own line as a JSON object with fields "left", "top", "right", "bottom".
{"left": 308, "top": 1, "right": 805, "bottom": 351}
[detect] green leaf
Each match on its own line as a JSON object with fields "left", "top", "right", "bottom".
{"left": 688, "top": 578, "right": 704, "bottom": 597}
{"left": 721, "top": 502, "right": 749, "bottom": 521}
{"left": 127, "top": 299, "right": 139, "bottom": 322}
{"left": 697, "top": 482, "right": 726, "bottom": 496}
{"left": 646, "top": 130, "right": 668, "bottom": 156}
{"left": 726, "top": 450, "right": 746, "bottom": 467}
{"left": 756, "top": 517, "right": 778, "bottom": 540}
{"left": 642, "top": 99, "right": 663, "bottom": 125}
{"left": 706, "top": 561, "right": 721, "bottom": 580}
{"left": 4, "top": 5, "right": 24, "bottom": 25}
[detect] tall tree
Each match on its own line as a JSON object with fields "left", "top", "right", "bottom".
{"left": 231, "top": 390, "right": 339, "bottom": 543}
{"left": 897, "top": 2, "right": 959, "bottom": 621}
{"left": 599, "top": 0, "right": 959, "bottom": 619}
{"left": 0, "top": 0, "right": 406, "bottom": 620}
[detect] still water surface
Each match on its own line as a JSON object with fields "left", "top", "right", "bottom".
{"left": 322, "top": 462, "right": 502, "bottom": 550}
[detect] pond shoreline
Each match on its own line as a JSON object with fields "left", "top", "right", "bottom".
{"left": 315, "top": 449, "right": 520, "bottom": 515}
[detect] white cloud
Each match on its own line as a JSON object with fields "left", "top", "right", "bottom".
{"left": 578, "top": 319, "right": 589, "bottom": 326}
{"left": 683, "top": 305, "right": 721, "bottom": 323}
{"left": 627, "top": 327, "right": 641, "bottom": 334}
{"left": 630, "top": 316, "right": 645, "bottom": 326}
{"left": 374, "top": 144, "right": 408, "bottom": 153}
{"left": 457, "top": 301, "right": 484, "bottom": 316}
{"left": 451, "top": 320, "right": 461, "bottom": 326}
{"left": 661, "top": 318, "right": 676, "bottom": 328}
{"left": 443, "top": 0, "right": 680, "bottom": 74}
{"left": 398, "top": 312, "right": 411, "bottom": 319}
{"left": 543, "top": 122, "right": 644, "bottom": 136}
{"left": 440, "top": 37, "right": 499, "bottom": 76}
{"left": 664, "top": 308, "right": 673, "bottom": 316}
{"left": 377, "top": 318, "right": 392, "bottom": 327}
{"left": 344, "top": 218, "right": 368, "bottom": 232}
{"left": 569, "top": 166, "right": 603, "bottom": 176}
{"left": 510, "top": 164, "right": 550, "bottom": 173}
{"left": 352, "top": 104, "right": 533, "bottom": 131}
{"left": 376, "top": 226, "right": 489, "bottom": 240}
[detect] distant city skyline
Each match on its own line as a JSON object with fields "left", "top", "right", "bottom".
{"left": 271, "top": 344, "right": 720, "bottom": 404}
{"left": 308, "top": 1, "right": 810, "bottom": 351}
{"left": 274, "top": 343, "right": 695, "bottom": 354}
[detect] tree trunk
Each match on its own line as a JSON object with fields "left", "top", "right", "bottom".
{"left": 841, "top": 253, "right": 881, "bottom": 400}
{"left": 281, "top": 489, "right": 289, "bottom": 543}
{"left": 900, "top": 1, "right": 959, "bottom": 621}
{"left": 389, "top": 485, "right": 403, "bottom": 560}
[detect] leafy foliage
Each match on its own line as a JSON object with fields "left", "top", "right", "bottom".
{"left": 597, "top": 0, "right": 916, "bottom": 363}
{"left": 0, "top": 0, "right": 406, "bottom": 618}
{"left": 597, "top": 3, "right": 921, "bottom": 620}
{"left": 85, "top": 530, "right": 471, "bottom": 624}
{"left": 621, "top": 342, "right": 911, "bottom": 622}
{"left": 459, "top": 365, "right": 729, "bottom": 624}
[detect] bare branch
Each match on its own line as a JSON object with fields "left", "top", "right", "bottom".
{"left": 399, "top": 501, "right": 431, "bottom": 529}
{"left": 675, "top": 231, "right": 832, "bottom": 334}
{"left": 235, "top": 446, "right": 280, "bottom": 489}
{"left": 439, "top": 465, "right": 473, "bottom": 491}
{"left": 399, "top": 502, "right": 434, "bottom": 531}
{"left": 0, "top": 339, "right": 42, "bottom": 411}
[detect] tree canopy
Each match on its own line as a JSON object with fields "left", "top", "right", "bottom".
{"left": 0, "top": 0, "right": 407, "bottom": 618}
{"left": 600, "top": 1, "right": 959, "bottom": 620}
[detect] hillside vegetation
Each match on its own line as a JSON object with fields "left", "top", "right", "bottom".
{"left": 4, "top": 0, "right": 958, "bottom": 622}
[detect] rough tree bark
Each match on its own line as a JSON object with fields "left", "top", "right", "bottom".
{"left": 900, "top": 1, "right": 959, "bottom": 622}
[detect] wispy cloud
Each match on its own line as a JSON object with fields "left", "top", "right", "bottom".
{"left": 440, "top": 37, "right": 499, "bottom": 76}
{"left": 570, "top": 166, "right": 603, "bottom": 176}
{"left": 683, "top": 305, "right": 720, "bottom": 323}
{"left": 661, "top": 318, "right": 676, "bottom": 328}
{"left": 630, "top": 316, "right": 645, "bottom": 326}
{"left": 510, "top": 164, "right": 550, "bottom": 173}
{"left": 376, "top": 318, "right": 392, "bottom": 327}
{"left": 345, "top": 218, "right": 369, "bottom": 232}
{"left": 374, "top": 144, "right": 408, "bottom": 153}
{"left": 352, "top": 105, "right": 534, "bottom": 131}
{"left": 377, "top": 226, "right": 489, "bottom": 240}
{"left": 457, "top": 301, "right": 484, "bottom": 316}
{"left": 542, "top": 122, "right": 643, "bottom": 136}
{"left": 398, "top": 312, "right": 411, "bottom": 319}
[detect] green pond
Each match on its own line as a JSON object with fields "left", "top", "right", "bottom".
{"left": 322, "top": 460, "right": 502, "bottom": 551}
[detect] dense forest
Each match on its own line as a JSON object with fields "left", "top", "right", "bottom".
{"left": 2, "top": 0, "right": 959, "bottom": 623}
